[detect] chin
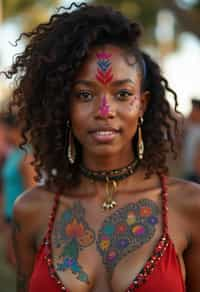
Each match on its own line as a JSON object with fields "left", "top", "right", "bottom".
{"left": 88, "top": 144, "right": 122, "bottom": 157}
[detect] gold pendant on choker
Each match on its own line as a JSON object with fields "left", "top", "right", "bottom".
{"left": 102, "top": 178, "right": 118, "bottom": 210}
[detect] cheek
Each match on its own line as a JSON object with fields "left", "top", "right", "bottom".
{"left": 127, "top": 95, "right": 141, "bottom": 113}
{"left": 70, "top": 104, "right": 92, "bottom": 139}
{"left": 70, "top": 103, "right": 91, "bottom": 123}
{"left": 117, "top": 98, "right": 141, "bottom": 121}
{"left": 118, "top": 106, "right": 139, "bottom": 134}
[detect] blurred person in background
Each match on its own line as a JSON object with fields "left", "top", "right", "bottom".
{"left": 0, "top": 112, "right": 36, "bottom": 266}
{"left": 182, "top": 98, "right": 200, "bottom": 178}
{"left": 185, "top": 140, "right": 200, "bottom": 184}
{"left": 0, "top": 114, "right": 12, "bottom": 231}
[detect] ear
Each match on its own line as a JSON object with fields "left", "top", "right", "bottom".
{"left": 139, "top": 90, "right": 150, "bottom": 116}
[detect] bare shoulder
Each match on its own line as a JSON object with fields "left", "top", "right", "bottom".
{"left": 14, "top": 185, "right": 53, "bottom": 214}
{"left": 13, "top": 185, "right": 54, "bottom": 234}
{"left": 167, "top": 176, "right": 200, "bottom": 203}
{"left": 167, "top": 177, "right": 200, "bottom": 224}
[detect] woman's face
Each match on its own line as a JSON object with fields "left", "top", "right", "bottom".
{"left": 70, "top": 45, "right": 149, "bottom": 161}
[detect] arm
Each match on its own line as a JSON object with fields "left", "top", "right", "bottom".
{"left": 184, "top": 185, "right": 200, "bottom": 292}
{"left": 12, "top": 194, "right": 37, "bottom": 291}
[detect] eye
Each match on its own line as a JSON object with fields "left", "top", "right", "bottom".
{"left": 75, "top": 91, "right": 94, "bottom": 102}
{"left": 116, "top": 89, "right": 133, "bottom": 101}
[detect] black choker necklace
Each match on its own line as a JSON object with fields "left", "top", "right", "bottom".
{"left": 79, "top": 159, "right": 139, "bottom": 210}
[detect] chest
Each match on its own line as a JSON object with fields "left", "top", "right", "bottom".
{"left": 48, "top": 197, "right": 171, "bottom": 292}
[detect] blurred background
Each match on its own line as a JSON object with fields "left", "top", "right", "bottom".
{"left": 0, "top": 0, "right": 200, "bottom": 291}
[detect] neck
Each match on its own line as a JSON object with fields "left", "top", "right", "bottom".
{"left": 77, "top": 164, "right": 144, "bottom": 202}
{"left": 82, "top": 150, "right": 135, "bottom": 171}
{"left": 79, "top": 156, "right": 139, "bottom": 208}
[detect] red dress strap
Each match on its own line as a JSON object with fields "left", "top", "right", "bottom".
{"left": 43, "top": 193, "right": 69, "bottom": 291}
{"left": 45, "top": 192, "right": 60, "bottom": 245}
{"left": 160, "top": 174, "right": 169, "bottom": 234}
{"left": 38, "top": 192, "right": 60, "bottom": 249}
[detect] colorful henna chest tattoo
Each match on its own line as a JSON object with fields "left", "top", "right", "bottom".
{"left": 96, "top": 199, "right": 159, "bottom": 271}
{"left": 53, "top": 202, "right": 95, "bottom": 284}
{"left": 53, "top": 198, "right": 159, "bottom": 284}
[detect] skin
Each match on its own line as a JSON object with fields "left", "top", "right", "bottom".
{"left": 12, "top": 45, "right": 200, "bottom": 292}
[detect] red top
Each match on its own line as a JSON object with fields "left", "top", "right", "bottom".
{"left": 29, "top": 175, "right": 185, "bottom": 292}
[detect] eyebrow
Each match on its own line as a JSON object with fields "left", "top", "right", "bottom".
{"left": 73, "top": 78, "right": 135, "bottom": 87}
{"left": 111, "top": 79, "right": 135, "bottom": 86}
{"left": 73, "top": 80, "right": 94, "bottom": 87}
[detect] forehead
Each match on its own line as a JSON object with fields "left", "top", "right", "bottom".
{"left": 75, "top": 45, "right": 141, "bottom": 82}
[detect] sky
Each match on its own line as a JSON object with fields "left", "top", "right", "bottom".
{"left": 0, "top": 2, "right": 200, "bottom": 115}
{"left": 0, "top": 21, "right": 23, "bottom": 68}
{"left": 164, "top": 33, "right": 200, "bottom": 114}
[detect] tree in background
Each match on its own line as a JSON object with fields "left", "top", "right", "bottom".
{"left": 1, "top": 0, "right": 200, "bottom": 41}
{"left": 0, "top": 0, "right": 59, "bottom": 31}
{"left": 93, "top": 0, "right": 200, "bottom": 42}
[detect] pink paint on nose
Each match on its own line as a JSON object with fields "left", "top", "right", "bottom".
{"left": 99, "top": 96, "right": 110, "bottom": 117}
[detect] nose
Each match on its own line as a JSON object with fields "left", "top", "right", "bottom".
{"left": 94, "top": 95, "right": 115, "bottom": 119}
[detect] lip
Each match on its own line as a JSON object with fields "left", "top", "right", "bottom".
{"left": 88, "top": 127, "right": 120, "bottom": 133}
{"left": 88, "top": 127, "right": 121, "bottom": 143}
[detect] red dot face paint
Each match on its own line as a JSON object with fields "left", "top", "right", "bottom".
{"left": 96, "top": 52, "right": 113, "bottom": 85}
{"left": 99, "top": 95, "right": 110, "bottom": 117}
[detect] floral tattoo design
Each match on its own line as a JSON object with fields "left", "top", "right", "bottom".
{"left": 52, "top": 199, "right": 159, "bottom": 283}
{"left": 53, "top": 202, "right": 95, "bottom": 284}
{"left": 96, "top": 199, "right": 159, "bottom": 271}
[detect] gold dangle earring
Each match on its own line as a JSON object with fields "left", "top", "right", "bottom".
{"left": 138, "top": 117, "right": 144, "bottom": 160}
{"left": 67, "top": 121, "right": 76, "bottom": 164}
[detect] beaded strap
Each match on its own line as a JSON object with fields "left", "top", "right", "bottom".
{"left": 44, "top": 193, "right": 70, "bottom": 292}
{"left": 126, "top": 174, "right": 170, "bottom": 292}
{"left": 160, "top": 174, "right": 169, "bottom": 234}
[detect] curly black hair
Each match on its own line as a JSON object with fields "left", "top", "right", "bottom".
{"left": 2, "top": 2, "right": 180, "bottom": 192}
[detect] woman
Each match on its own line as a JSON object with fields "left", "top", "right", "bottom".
{"left": 4, "top": 3, "right": 200, "bottom": 292}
